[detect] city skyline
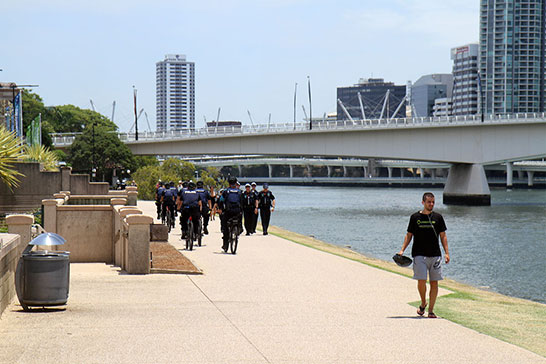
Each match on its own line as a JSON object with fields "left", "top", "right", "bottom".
{"left": 1, "top": 0, "right": 479, "bottom": 132}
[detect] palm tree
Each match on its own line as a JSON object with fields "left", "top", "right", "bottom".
{"left": 22, "top": 144, "right": 59, "bottom": 171}
{"left": 0, "top": 125, "right": 24, "bottom": 189}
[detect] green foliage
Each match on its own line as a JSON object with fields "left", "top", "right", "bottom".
{"left": 132, "top": 159, "right": 227, "bottom": 200}
{"left": 52, "top": 149, "right": 68, "bottom": 162}
{"left": 134, "top": 155, "right": 159, "bottom": 170}
{"left": 0, "top": 125, "right": 24, "bottom": 189}
{"left": 48, "top": 104, "right": 117, "bottom": 133}
{"left": 68, "top": 126, "right": 134, "bottom": 181}
{"left": 22, "top": 144, "right": 59, "bottom": 171}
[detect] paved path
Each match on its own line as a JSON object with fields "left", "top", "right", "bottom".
{"left": 0, "top": 201, "right": 543, "bottom": 363}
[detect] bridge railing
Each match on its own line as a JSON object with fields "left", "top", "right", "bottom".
{"left": 50, "top": 112, "right": 546, "bottom": 146}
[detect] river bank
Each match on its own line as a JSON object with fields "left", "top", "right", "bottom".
{"left": 266, "top": 224, "right": 546, "bottom": 357}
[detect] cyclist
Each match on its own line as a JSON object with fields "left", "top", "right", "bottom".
{"left": 242, "top": 183, "right": 257, "bottom": 235}
{"left": 179, "top": 181, "right": 202, "bottom": 239}
{"left": 155, "top": 181, "right": 165, "bottom": 220}
{"left": 221, "top": 177, "right": 243, "bottom": 252}
{"left": 196, "top": 181, "right": 212, "bottom": 235}
{"left": 161, "top": 182, "right": 177, "bottom": 227}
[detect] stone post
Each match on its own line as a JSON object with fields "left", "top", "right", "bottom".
{"left": 127, "top": 191, "right": 138, "bottom": 206}
{"left": 125, "top": 214, "right": 152, "bottom": 274}
{"left": 6, "top": 215, "right": 34, "bottom": 248}
{"left": 60, "top": 166, "right": 72, "bottom": 192}
{"left": 42, "top": 199, "right": 59, "bottom": 233}
{"left": 119, "top": 209, "right": 142, "bottom": 269}
{"left": 110, "top": 198, "right": 127, "bottom": 207}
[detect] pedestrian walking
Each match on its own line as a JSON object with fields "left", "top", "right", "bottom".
{"left": 397, "top": 192, "right": 450, "bottom": 318}
{"left": 256, "top": 183, "right": 275, "bottom": 235}
{"left": 250, "top": 182, "right": 259, "bottom": 233}
{"left": 242, "top": 183, "right": 257, "bottom": 235}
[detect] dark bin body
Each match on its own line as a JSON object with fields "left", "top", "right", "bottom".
{"left": 16, "top": 251, "right": 70, "bottom": 307}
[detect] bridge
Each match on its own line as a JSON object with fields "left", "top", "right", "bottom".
{"left": 52, "top": 113, "right": 546, "bottom": 205}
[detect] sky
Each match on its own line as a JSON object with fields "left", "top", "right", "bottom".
{"left": 1, "top": 0, "right": 479, "bottom": 132}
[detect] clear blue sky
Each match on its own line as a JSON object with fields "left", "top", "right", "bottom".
{"left": 2, "top": 0, "right": 478, "bottom": 132}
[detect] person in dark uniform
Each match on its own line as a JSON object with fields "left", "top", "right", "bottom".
{"left": 155, "top": 181, "right": 165, "bottom": 220}
{"left": 179, "top": 181, "right": 202, "bottom": 239}
{"left": 161, "top": 182, "right": 177, "bottom": 227}
{"left": 242, "top": 183, "right": 257, "bottom": 236}
{"left": 255, "top": 183, "right": 275, "bottom": 235}
{"left": 195, "top": 181, "right": 212, "bottom": 235}
{"left": 220, "top": 177, "right": 243, "bottom": 252}
{"left": 250, "top": 182, "right": 259, "bottom": 234}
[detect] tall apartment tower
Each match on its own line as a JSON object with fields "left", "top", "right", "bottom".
{"left": 451, "top": 43, "right": 479, "bottom": 115}
{"left": 479, "top": 0, "right": 546, "bottom": 114}
{"left": 156, "top": 54, "right": 195, "bottom": 131}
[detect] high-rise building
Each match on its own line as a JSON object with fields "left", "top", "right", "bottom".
{"left": 337, "top": 78, "right": 406, "bottom": 120}
{"left": 411, "top": 74, "right": 453, "bottom": 117}
{"left": 156, "top": 54, "right": 195, "bottom": 131}
{"left": 451, "top": 43, "right": 479, "bottom": 116}
{"left": 479, "top": 0, "right": 546, "bottom": 114}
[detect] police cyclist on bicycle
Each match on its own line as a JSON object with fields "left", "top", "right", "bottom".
{"left": 161, "top": 182, "right": 177, "bottom": 227}
{"left": 195, "top": 181, "right": 212, "bottom": 235}
{"left": 220, "top": 177, "right": 243, "bottom": 252}
{"left": 155, "top": 181, "right": 165, "bottom": 220}
{"left": 178, "top": 181, "right": 202, "bottom": 239}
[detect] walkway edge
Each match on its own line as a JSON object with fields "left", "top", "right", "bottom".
{"left": 267, "top": 225, "right": 546, "bottom": 358}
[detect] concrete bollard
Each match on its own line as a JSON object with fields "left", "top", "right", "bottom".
{"left": 6, "top": 215, "right": 34, "bottom": 248}
{"left": 127, "top": 191, "right": 138, "bottom": 206}
{"left": 125, "top": 214, "right": 153, "bottom": 274}
{"left": 42, "top": 199, "right": 59, "bottom": 234}
{"left": 110, "top": 198, "right": 127, "bottom": 206}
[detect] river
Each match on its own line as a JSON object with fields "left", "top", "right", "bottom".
{"left": 266, "top": 185, "right": 546, "bottom": 304}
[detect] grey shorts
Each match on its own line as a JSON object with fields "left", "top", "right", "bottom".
{"left": 413, "top": 256, "right": 443, "bottom": 281}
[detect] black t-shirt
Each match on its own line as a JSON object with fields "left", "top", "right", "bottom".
{"left": 407, "top": 211, "right": 446, "bottom": 257}
{"left": 258, "top": 190, "right": 275, "bottom": 209}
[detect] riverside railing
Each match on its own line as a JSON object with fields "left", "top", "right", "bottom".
{"left": 51, "top": 112, "right": 546, "bottom": 147}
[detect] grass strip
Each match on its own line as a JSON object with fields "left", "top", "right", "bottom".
{"left": 267, "top": 225, "right": 546, "bottom": 358}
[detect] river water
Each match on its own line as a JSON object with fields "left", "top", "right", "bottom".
{"left": 267, "top": 185, "right": 546, "bottom": 303}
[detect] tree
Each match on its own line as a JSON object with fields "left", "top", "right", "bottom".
{"left": 21, "top": 90, "right": 53, "bottom": 147}
{"left": 68, "top": 125, "right": 135, "bottom": 182}
{"left": 0, "top": 125, "right": 24, "bottom": 189}
{"left": 48, "top": 104, "right": 117, "bottom": 133}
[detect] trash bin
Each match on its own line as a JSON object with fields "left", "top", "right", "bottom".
{"left": 15, "top": 233, "right": 70, "bottom": 311}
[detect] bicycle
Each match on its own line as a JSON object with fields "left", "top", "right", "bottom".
{"left": 227, "top": 216, "right": 240, "bottom": 254}
{"left": 165, "top": 205, "right": 175, "bottom": 233}
{"left": 196, "top": 215, "right": 203, "bottom": 247}
{"left": 186, "top": 216, "right": 194, "bottom": 251}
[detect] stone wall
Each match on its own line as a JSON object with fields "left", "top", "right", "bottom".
{"left": 0, "top": 234, "right": 23, "bottom": 316}
{"left": 0, "top": 163, "right": 109, "bottom": 213}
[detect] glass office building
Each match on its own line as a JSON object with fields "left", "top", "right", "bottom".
{"left": 156, "top": 54, "right": 195, "bottom": 131}
{"left": 480, "top": 0, "right": 545, "bottom": 114}
{"left": 337, "top": 78, "right": 406, "bottom": 120}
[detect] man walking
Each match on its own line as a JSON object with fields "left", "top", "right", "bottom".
{"left": 250, "top": 182, "right": 259, "bottom": 233}
{"left": 256, "top": 183, "right": 275, "bottom": 235}
{"left": 242, "top": 183, "right": 257, "bottom": 235}
{"left": 398, "top": 192, "right": 449, "bottom": 318}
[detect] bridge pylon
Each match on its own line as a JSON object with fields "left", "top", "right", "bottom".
{"left": 443, "top": 164, "right": 491, "bottom": 206}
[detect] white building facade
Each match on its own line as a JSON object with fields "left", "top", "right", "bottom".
{"left": 156, "top": 54, "right": 195, "bottom": 131}
{"left": 451, "top": 43, "right": 479, "bottom": 116}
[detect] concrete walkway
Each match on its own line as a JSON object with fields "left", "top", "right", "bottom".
{"left": 0, "top": 200, "right": 543, "bottom": 363}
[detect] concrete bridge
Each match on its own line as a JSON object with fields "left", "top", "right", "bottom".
{"left": 52, "top": 113, "right": 546, "bottom": 205}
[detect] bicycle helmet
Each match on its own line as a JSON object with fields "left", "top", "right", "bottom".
{"left": 392, "top": 254, "right": 413, "bottom": 267}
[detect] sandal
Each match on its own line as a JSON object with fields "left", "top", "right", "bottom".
{"left": 417, "top": 304, "right": 427, "bottom": 316}
{"left": 428, "top": 312, "right": 438, "bottom": 319}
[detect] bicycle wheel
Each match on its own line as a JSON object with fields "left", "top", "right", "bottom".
{"left": 230, "top": 228, "right": 238, "bottom": 254}
{"left": 197, "top": 218, "right": 202, "bottom": 247}
{"left": 187, "top": 220, "right": 194, "bottom": 251}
